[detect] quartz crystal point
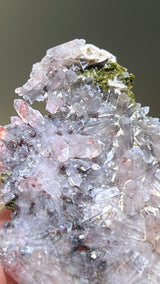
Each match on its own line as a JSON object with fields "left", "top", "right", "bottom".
{"left": 0, "top": 39, "right": 160, "bottom": 283}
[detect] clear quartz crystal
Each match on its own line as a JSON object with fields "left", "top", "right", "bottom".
{"left": 0, "top": 39, "right": 160, "bottom": 283}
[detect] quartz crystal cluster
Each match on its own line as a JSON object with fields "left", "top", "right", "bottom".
{"left": 0, "top": 39, "right": 160, "bottom": 284}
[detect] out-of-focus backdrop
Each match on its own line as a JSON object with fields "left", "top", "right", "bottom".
{"left": 0, "top": 0, "right": 160, "bottom": 124}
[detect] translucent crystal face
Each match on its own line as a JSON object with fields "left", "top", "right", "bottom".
{"left": 0, "top": 39, "right": 160, "bottom": 284}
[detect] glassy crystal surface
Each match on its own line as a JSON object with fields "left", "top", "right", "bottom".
{"left": 0, "top": 39, "right": 160, "bottom": 283}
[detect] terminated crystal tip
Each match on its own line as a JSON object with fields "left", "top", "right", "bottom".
{"left": 15, "top": 39, "right": 116, "bottom": 104}
{"left": 0, "top": 39, "right": 160, "bottom": 284}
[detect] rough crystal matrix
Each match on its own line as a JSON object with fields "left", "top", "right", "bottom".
{"left": 0, "top": 39, "right": 160, "bottom": 283}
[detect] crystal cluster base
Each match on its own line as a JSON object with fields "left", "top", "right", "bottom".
{"left": 0, "top": 39, "right": 160, "bottom": 284}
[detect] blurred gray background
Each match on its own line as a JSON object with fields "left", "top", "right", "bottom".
{"left": 0, "top": 0, "right": 160, "bottom": 124}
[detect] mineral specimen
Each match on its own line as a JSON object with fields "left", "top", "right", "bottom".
{"left": 0, "top": 39, "right": 160, "bottom": 283}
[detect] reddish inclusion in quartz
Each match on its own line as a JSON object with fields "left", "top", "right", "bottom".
{"left": 0, "top": 127, "right": 7, "bottom": 140}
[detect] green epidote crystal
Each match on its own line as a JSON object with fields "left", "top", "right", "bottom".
{"left": 5, "top": 200, "right": 15, "bottom": 211}
{"left": 0, "top": 172, "right": 11, "bottom": 184}
{"left": 77, "top": 61, "right": 135, "bottom": 104}
{"left": 0, "top": 173, "right": 12, "bottom": 212}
